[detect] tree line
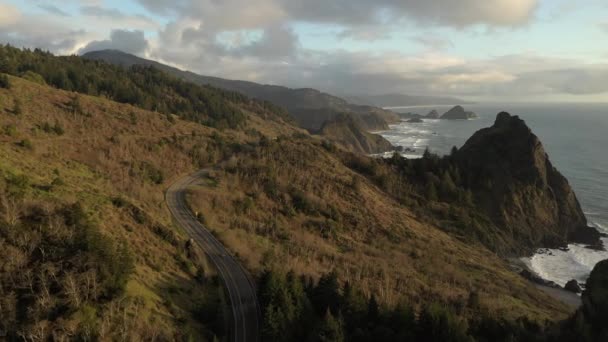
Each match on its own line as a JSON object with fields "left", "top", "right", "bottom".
{"left": 0, "top": 45, "right": 290, "bottom": 129}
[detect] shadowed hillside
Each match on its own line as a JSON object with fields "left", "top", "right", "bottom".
{"left": 82, "top": 49, "right": 400, "bottom": 132}
{"left": 0, "top": 47, "right": 595, "bottom": 341}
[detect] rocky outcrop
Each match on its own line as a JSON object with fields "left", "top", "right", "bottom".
{"left": 319, "top": 114, "right": 394, "bottom": 154}
{"left": 575, "top": 259, "right": 608, "bottom": 339}
{"left": 564, "top": 279, "right": 582, "bottom": 293}
{"left": 441, "top": 105, "right": 477, "bottom": 120}
{"left": 455, "top": 112, "right": 601, "bottom": 252}
{"left": 426, "top": 110, "right": 440, "bottom": 119}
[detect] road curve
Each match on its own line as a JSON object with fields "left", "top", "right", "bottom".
{"left": 166, "top": 170, "right": 259, "bottom": 342}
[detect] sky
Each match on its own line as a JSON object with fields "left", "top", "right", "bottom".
{"left": 0, "top": 0, "right": 607, "bottom": 102}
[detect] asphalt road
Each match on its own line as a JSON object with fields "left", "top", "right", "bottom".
{"left": 166, "top": 170, "right": 259, "bottom": 342}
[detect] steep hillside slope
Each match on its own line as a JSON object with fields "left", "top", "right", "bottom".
{"left": 0, "top": 75, "right": 298, "bottom": 340}
{"left": 82, "top": 50, "right": 399, "bottom": 132}
{"left": 319, "top": 114, "right": 394, "bottom": 154}
{"left": 455, "top": 112, "right": 601, "bottom": 249}
{"left": 0, "top": 47, "right": 590, "bottom": 340}
{"left": 183, "top": 140, "right": 573, "bottom": 325}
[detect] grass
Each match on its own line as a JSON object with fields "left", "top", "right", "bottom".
{"left": 0, "top": 73, "right": 574, "bottom": 339}
{"left": 0, "top": 74, "right": 297, "bottom": 340}
{"left": 185, "top": 137, "right": 573, "bottom": 323}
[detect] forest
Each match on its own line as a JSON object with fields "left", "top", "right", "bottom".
{"left": 0, "top": 45, "right": 290, "bottom": 129}
{"left": 258, "top": 267, "right": 608, "bottom": 342}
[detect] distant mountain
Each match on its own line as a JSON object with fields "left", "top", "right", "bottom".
{"left": 344, "top": 93, "right": 473, "bottom": 108}
{"left": 82, "top": 50, "right": 399, "bottom": 132}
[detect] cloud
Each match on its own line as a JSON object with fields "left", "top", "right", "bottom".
{"left": 79, "top": 30, "right": 149, "bottom": 55}
{"left": 0, "top": 4, "right": 89, "bottom": 53}
{"left": 137, "top": 0, "right": 539, "bottom": 29}
{"left": 0, "top": 4, "right": 21, "bottom": 27}
{"left": 233, "top": 25, "right": 299, "bottom": 58}
{"left": 80, "top": 5, "right": 159, "bottom": 30}
{"left": 4, "top": 0, "right": 607, "bottom": 101}
{"left": 81, "top": 5, "right": 128, "bottom": 17}
{"left": 411, "top": 34, "right": 453, "bottom": 51}
{"left": 38, "top": 4, "right": 70, "bottom": 17}
{"left": 337, "top": 27, "right": 392, "bottom": 41}
{"left": 514, "top": 69, "right": 608, "bottom": 95}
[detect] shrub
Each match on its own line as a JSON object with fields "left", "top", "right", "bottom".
{"left": 68, "top": 95, "right": 84, "bottom": 115}
{"left": 3, "top": 124, "right": 16, "bottom": 136}
{"left": 22, "top": 71, "right": 46, "bottom": 85}
{"left": 13, "top": 99, "right": 22, "bottom": 115}
{"left": 18, "top": 138, "right": 33, "bottom": 150}
{"left": 152, "top": 225, "right": 178, "bottom": 245}
{"left": 0, "top": 74, "right": 10, "bottom": 88}
{"left": 129, "top": 111, "right": 137, "bottom": 125}
{"left": 53, "top": 121, "right": 65, "bottom": 135}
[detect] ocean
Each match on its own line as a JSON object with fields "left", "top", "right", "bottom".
{"left": 378, "top": 103, "right": 608, "bottom": 287}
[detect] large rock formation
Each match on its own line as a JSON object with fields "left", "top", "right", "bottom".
{"left": 441, "top": 105, "right": 477, "bottom": 120}
{"left": 319, "top": 113, "right": 394, "bottom": 154}
{"left": 455, "top": 112, "right": 601, "bottom": 251}
{"left": 581, "top": 260, "right": 608, "bottom": 332}
{"left": 426, "top": 110, "right": 440, "bottom": 119}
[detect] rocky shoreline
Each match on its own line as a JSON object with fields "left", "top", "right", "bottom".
{"left": 508, "top": 257, "right": 582, "bottom": 308}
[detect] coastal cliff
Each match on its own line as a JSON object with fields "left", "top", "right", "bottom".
{"left": 319, "top": 113, "right": 394, "bottom": 154}
{"left": 455, "top": 112, "right": 601, "bottom": 250}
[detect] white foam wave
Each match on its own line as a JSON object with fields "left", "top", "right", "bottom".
{"left": 413, "top": 138, "right": 429, "bottom": 148}
{"left": 524, "top": 238, "right": 608, "bottom": 287}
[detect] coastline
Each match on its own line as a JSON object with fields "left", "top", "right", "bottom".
{"left": 508, "top": 258, "right": 582, "bottom": 309}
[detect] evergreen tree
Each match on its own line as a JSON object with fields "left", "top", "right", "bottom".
{"left": 426, "top": 181, "right": 438, "bottom": 202}
{"left": 0, "top": 73, "right": 10, "bottom": 88}
{"left": 389, "top": 302, "right": 416, "bottom": 340}
{"left": 423, "top": 147, "right": 432, "bottom": 159}
{"left": 450, "top": 145, "right": 459, "bottom": 157}
{"left": 312, "top": 271, "right": 341, "bottom": 315}
{"left": 367, "top": 294, "right": 380, "bottom": 324}
{"left": 317, "top": 310, "right": 344, "bottom": 342}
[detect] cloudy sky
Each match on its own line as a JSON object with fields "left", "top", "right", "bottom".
{"left": 1, "top": 0, "right": 608, "bottom": 102}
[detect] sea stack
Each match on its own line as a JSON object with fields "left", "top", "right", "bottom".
{"left": 441, "top": 105, "right": 477, "bottom": 120}
{"left": 454, "top": 112, "right": 601, "bottom": 251}
{"left": 426, "top": 110, "right": 440, "bottom": 119}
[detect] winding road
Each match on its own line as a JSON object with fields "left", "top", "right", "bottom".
{"left": 166, "top": 170, "right": 259, "bottom": 342}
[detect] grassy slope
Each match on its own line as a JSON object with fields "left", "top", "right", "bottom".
{"left": 0, "top": 75, "right": 298, "bottom": 340}
{"left": 186, "top": 140, "right": 572, "bottom": 323}
{"left": 0, "top": 74, "right": 570, "bottom": 337}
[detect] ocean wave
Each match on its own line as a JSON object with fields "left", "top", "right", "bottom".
{"left": 525, "top": 238, "right": 608, "bottom": 287}
{"left": 413, "top": 138, "right": 429, "bottom": 148}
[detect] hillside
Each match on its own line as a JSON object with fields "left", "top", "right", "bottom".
{"left": 82, "top": 50, "right": 399, "bottom": 132}
{"left": 319, "top": 113, "right": 394, "bottom": 154}
{"left": 0, "top": 47, "right": 593, "bottom": 341}
{"left": 0, "top": 65, "right": 299, "bottom": 340}
{"left": 0, "top": 76, "right": 253, "bottom": 340}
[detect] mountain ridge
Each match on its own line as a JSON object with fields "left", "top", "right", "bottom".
{"left": 82, "top": 50, "right": 400, "bottom": 132}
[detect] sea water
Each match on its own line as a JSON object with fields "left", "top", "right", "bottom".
{"left": 379, "top": 103, "right": 608, "bottom": 287}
